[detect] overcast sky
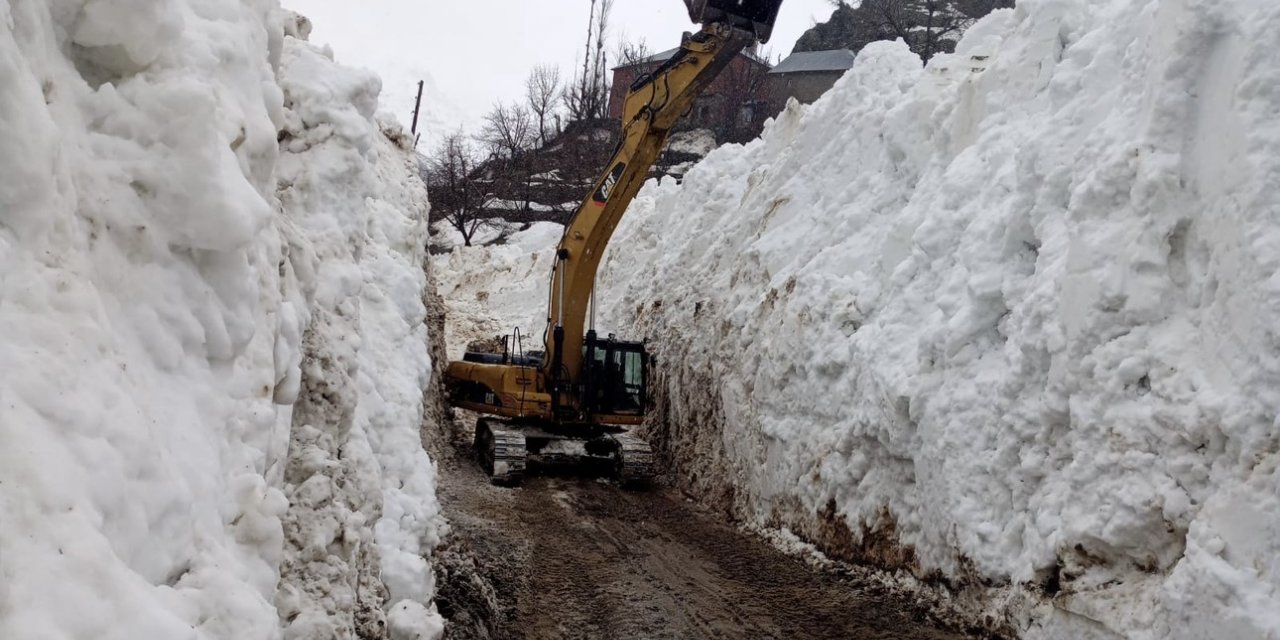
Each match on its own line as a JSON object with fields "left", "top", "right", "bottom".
{"left": 283, "top": 0, "right": 837, "bottom": 147}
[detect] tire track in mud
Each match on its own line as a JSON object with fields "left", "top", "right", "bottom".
{"left": 435, "top": 436, "right": 987, "bottom": 640}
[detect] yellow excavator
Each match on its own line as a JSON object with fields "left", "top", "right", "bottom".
{"left": 445, "top": 0, "right": 785, "bottom": 486}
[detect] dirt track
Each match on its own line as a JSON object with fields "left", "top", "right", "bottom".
{"left": 433, "top": 434, "right": 986, "bottom": 640}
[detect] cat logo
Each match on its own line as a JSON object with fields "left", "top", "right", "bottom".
{"left": 592, "top": 162, "right": 626, "bottom": 205}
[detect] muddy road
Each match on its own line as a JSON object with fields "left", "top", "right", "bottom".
{"left": 433, "top": 433, "right": 989, "bottom": 640}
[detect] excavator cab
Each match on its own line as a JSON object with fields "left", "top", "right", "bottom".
{"left": 581, "top": 331, "right": 648, "bottom": 418}
{"left": 686, "top": 0, "right": 784, "bottom": 43}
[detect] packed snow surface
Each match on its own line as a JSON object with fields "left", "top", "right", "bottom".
{"left": 0, "top": 3, "right": 443, "bottom": 639}
{"left": 597, "top": 1, "right": 1280, "bottom": 638}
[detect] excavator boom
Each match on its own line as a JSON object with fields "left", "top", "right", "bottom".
{"left": 542, "top": 21, "right": 756, "bottom": 417}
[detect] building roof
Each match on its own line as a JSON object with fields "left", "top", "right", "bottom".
{"left": 768, "top": 49, "right": 856, "bottom": 75}
{"left": 620, "top": 47, "right": 680, "bottom": 67}
{"left": 614, "top": 47, "right": 771, "bottom": 70}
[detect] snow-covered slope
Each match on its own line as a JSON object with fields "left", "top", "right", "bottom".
{"left": 598, "top": 1, "right": 1280, "bottom": 638}
{"left": 0, "top": 3, "right": 443, "bottom": 639}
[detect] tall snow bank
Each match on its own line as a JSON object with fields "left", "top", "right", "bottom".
{"left": 0, "top": 0, "right": 296, "bottom": 637}
{"left": 0, "top": 3, "right": 444, "bottom": 639}
{"left": 599, "top": 1, "right": 1280, "bottom": 638}
{"left": 273, "top": 30, "right": 445, "bottom": 640}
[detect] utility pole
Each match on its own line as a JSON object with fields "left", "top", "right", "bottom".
{"left": 410, "top": 80, "right": 425, "bottom": 137}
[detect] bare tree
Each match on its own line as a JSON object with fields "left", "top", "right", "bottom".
{"left": 477, "top": 102, "right": 541, "bottom": 212}
{"left": 956, "top": 0, "right": 1016, "bottom": 18}
{"left": 563, "top": 78, "right": 607, "bottom": 122}
{"left": 579, "top": 0, "right": 596, "bottom": 103}
{"left": 615, "top": 37, "right": 654, "bottom": 75}
{"left": 423, "top": 133, "right": 495, "bottom": 247}
{"left": 593, "top": 0, "right": 616, "bottom": 96}
{"left": 859, "top": 0, "right": 927, "bottom": 53}
{"left": 526, "top": 65, "right": 562, "bottom": 147}
{"left": 912, "top": 0, "right": 970, "bottom": 61}
{"left": 564, "top": 0, "right": 615, "bottom": 121}
{"left": 478, "top": 102, "right": 535, "bottom": 160}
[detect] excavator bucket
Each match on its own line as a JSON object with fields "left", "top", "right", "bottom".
{"left": 686, "top": 0, "right": 784, "bottom": 43}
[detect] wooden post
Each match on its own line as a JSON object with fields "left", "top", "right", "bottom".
{"left": 410, "top": 80, "right": 425, "bottom": 136}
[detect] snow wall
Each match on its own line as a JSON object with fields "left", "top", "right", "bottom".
{"left": 597, "top": 1, "right": 1280, "bottom": 638}
{"left": 0, "top": 3, "right": 444, "bottom": 639}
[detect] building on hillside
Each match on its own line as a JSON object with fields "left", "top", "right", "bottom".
{"left": 765, "top": 49, "right": 856, "bottom": 111}
{"left": 608, "top": 48, "right": 855, "bottom": 144}
{"left": 608, "top": 47, "right": 773, "bottom": 143}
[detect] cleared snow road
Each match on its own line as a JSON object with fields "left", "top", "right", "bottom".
{"left": 432, "top": 425, "right": 985, "bottom": 640}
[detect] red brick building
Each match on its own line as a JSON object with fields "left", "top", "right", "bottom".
{"left": 608, "top": 47, "right": 773, "bottom": 142}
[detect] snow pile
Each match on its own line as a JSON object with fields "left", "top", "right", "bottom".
{"left": 0, "top": 1, "right": 296, "bottom": 637}
{"left": 0, "top": 3, "right": 443, "bottom": 639}
{"left": 431, "top": 222, "right": 563, "bottom": 359}
{"left": 273, "top": 29, "right": 445, "bottom": 640}
{"left": 598, "top": 1, "right": 1280, "bottom": 638}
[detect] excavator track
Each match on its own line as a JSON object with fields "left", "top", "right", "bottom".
{"left": 475, "top": 420, "right": 527, "bottom": 486}
{"left": 612, "top": 433, "right": 655, "bottom": 487}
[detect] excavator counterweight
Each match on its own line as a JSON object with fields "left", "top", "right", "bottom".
{"left": 445, "top": 1, "right": 783, "bottom": 487}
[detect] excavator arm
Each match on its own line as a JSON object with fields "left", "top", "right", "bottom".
{"left": 542, "top": 21, "right": 757, "bottom": 412}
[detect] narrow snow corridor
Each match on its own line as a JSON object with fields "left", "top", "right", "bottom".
{"left": 431, "top": 2, "right": 1280, "bottom": 633}
{"left": 3, "top": 0, "right": 1279, "bottom": 638}
{"left": 431, "top": 424, "right": 995, "bottom": 640}
{"left": 430, "top": 228, "right": 1006, "bottom": 638}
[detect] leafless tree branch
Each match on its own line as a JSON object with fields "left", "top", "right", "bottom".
{"left": 526, "top": 65, "right": 562, "bottom": 147}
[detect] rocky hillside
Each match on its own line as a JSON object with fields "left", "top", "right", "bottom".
{"left": 794, "top": 1, "right": 1015, "bottom": 60}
